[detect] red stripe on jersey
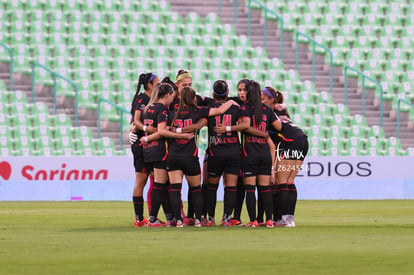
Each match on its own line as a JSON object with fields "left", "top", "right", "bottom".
{"left": 162, "top": 140, "right": 168, "bottom": 161}
{"left": 242, "top": 136, "right": 247, "bottom": 157}
{"left": 208, "top": 144, "right": 214, "bottom": 157}
{"left": 193, "top": 134, "right": 199, "bottom": 157}
{"left": 278, "top": 133, "right": 294, "bottom": 142}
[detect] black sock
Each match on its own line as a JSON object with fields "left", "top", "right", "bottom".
{"left": 233, "top": 178, "right": 245, "bottom": 220}
{"left": 278, "top": 184, "right": 290, "bottom": 217}
{"left": 223, "top": 186, "right": 227, "bottom": 217}
{"left": 202, "top": 183, "right": 208, "bottom": 217}
{"left": 133, "top": 196, "right": 144, "bottom": 221}
{"left": 187, "top": 187, "right": 194, "bottom": 219}
{"left": 257, "top": 189, "right": 264, "bottom": 223}
{"left": 149, "top": 182, "right": 164, "bottom": 223}
{"left": 161, "top": 182, "right": 173, "bottom": 221}
{"left": 224, "top": 186, "right": 237, "bottom": 221}
{"left": 258, "top": 185, "right": 273, "bottom": 221}
{"left": 169, "top": 183, "right": 182, "bottom": 221}
{"left": 190, "top": 185, "right": 204, "bottom": 220}
{"left": 245, "top": 185, "right": 256, "bottom": 222}
{"left": 207, "top": 182, "right": 218, "bottom": 220}
{"left": 288, "top": 183, "right": 297, "bottom": 216}
{"left": 272, "top": 192, "right": 278, "bottom": 221}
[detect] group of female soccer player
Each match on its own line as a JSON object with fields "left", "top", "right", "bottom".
{"left": 129, "top": 69, "right": 309, "bottom": 228}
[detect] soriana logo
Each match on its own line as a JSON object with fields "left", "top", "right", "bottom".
{"left": 0, "top": 161, "right": 108, "bottom": 181}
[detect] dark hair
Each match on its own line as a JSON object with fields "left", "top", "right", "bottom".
{"left": 130, "top": 72, "right": 157, "bottom": 116}
{"left": 275, "top": 90, "right": 284, "bottom": 104}
{"left": 161, "top": 76, "right": 178, "bottom": 92}
{"left": 213, "top": 79, "right": 228, "bottom": 99}
{"left": 237, "top": 78, "right": 250, "bottom": 88}
{"left": 171, "top": 87, "right": 197, "bottom": 128}
{"left": 246, "top": 80, "right": 263, "bottom": 126}
{"left": 157, "top": 83, "right": 174, "bottom": 98}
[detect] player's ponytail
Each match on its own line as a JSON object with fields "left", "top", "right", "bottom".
{"left": 131, "top": 73, "right": 157, "bottom": 116}
{"left": 246, "top": 80, "right": 263, "bottom": 127}
{"left": 275, "top": 90, "right": 284, "bottom": 104}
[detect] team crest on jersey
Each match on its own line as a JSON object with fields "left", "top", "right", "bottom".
{"left": 162, "top": 110, "right": 168, "bottom": 119}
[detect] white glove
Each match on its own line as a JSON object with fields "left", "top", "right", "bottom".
{"left": 129, "top": 131, "right": 138, "bottom": 144}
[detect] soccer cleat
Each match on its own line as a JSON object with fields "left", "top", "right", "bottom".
{"left": 258, "top": 222, "right": 265, "bottom": 227}
{"left": 274, "top": 220, "right": 287, "bottom": 227}
{"left": 176, "top": 220, "right": 185, "bottom": 228}
{"left": 274, "top": 216, "right": 290, "bottom": 227}
{"left": 229, "top": 219, "right": 242, "bottom": 226}
{"left": 221, "top": 221, "right": 232, "bottom": 227}
{"left": 194, "top": 219, "right": 202, "bottom": 228}
{"left": 147, "top": 220, "right": 165, "bottom": 227}
{"left": 166, "top": 219, "right": 177, "bottom": 227}
{"left": 134, "top": 218, "right": 148, "bottom": 227}
{"left": 265, "top": 219, "right": 274, "bottom": 228}
{"left": 201, "top": 216, "right": 208, "bottom": 226}
{"left": 243, "top": 220, "right": 259, "bottom": 228}
{"left": 157, "top": 218, "right": 166, "bottom": 226}
{"left": 183, "top": 217, "right": 195, "bottom": 226}
{"left": 286, "top": 215, "right": 296, "bottom": 228}
{"left": 205, "top": 220, "right": 216, "bottom": 227}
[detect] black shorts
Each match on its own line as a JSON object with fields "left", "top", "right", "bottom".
{"left": 131, "top": 143, "right": 150, "bottom": 173}
{"left": 146, "top": 160, "right": 166, "bottom": 171}
{"left": 242, "top": 151, "right": 272, "bottom": 177}
{"left": 166, "top": 155, "right": 201, "bottom": 176}
{"left": 207, "top": 152, "right": 241, "bottom": 177}
{"left": 277, "top": 136, "right": 309, "bottom": 161}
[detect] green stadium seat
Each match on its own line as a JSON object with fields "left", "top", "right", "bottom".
{"left": 186, "top": 12, "right": 203, "bottom": 25}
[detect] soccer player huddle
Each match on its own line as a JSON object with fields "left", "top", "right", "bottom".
{"left": 129, "top": 69, "right": 309, "bottom": 228}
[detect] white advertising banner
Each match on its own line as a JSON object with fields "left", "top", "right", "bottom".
{"left": 1, "top": 156, "right": 414, "bottom": 200}
{"left": 1, "top": 156, "right": 413, "bottom": 181}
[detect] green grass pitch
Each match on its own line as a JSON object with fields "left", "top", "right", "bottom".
{"left": 1, "top": 200, "right": 413, "bottom": 274}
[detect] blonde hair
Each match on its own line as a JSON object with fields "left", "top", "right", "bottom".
{"left": 143, "top": 83, "right": 173, "bottom": 113}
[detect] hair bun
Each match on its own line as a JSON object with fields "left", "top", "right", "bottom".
{"left": 213, "top": 80, "right": 228, "bottom": 96}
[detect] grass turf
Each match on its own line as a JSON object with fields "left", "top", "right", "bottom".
{"left": 1, "top": 200, "right": 413, "bottom": 274}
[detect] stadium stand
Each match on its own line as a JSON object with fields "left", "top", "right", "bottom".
{"left": 0, "top": 0, "right": 413, "bottom": 156}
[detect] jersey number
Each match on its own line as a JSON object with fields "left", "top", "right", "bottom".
{"left": 254, "top": 115, "right": 267, "bottom": 132}
{"left": 174, "top": 119, "right": 192, "bottom": 128}
{"left": 143, "top": 119, "right": 154, "bottom": 136}
{"left": 215, "top": 114, "right": 232, "bottom": 135}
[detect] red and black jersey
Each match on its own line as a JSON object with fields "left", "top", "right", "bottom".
{"left": 131, "top": 93, "right": 150, "bottom": 139}
{"left": 274, "top": 108, "right": 291, "bottom": 119}
{"left": 141, "top": 103, "right": 171, "bottom": 163}
{"left": 169, "top": 106, "right": 210, "bottom": 157}
{"left": 274, "top": 107, "right": 307, "bottom": 142}
{"left": 207, "top": 102, "right": 245, "bottom": 157}
{"left": 241, "top": 103, "right": 278, "bottom": 157}
{"left": 277, "top": 120, "right": 307, "bottom": 142}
